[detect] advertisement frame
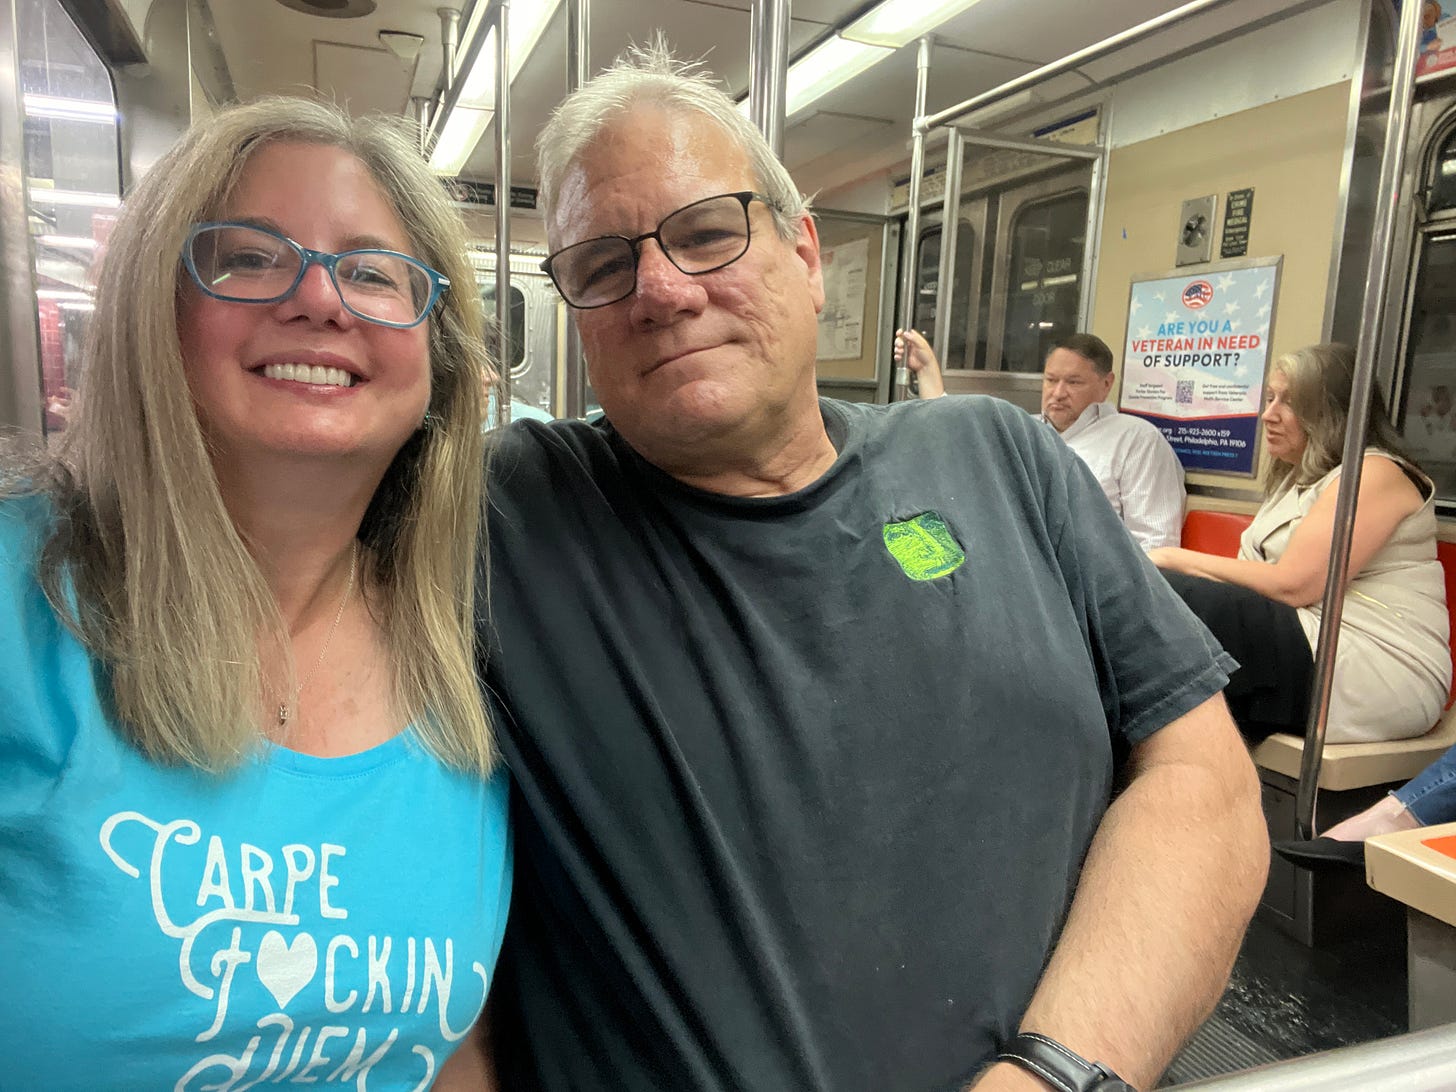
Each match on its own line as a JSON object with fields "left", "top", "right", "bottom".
{"left": 1119, "top": 255, "right": 1283, "bottom": 479}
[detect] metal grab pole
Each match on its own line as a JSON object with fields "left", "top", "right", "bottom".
{"left": 492, "top": 0, "right": 512, "bottom": 429}
{"left": 1163, "top": 1021, "right": 1456, "bottom": 1090}
{"left": 562, "top": 0, "right": 589, "bottom": 419}
{"left": 1294, "top": 0, "right": 1423, "bottom": 839}
{"left": 932, "top": 128, "right": 964, "bottom": 370}
{"left": 748, "top": 0, "right": 789, "bottom": 160}
{"left": 439, "top": 6, "right": 461, "bottom": 91}
{"left": 895, "top": 35, "right": 933, "bottom": 402}
{"left": 919, "top": 0, "right": 1238, "bottom": 135}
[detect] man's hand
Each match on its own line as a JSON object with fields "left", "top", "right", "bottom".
{"left": 894, "top": 328, "right": 947, "bottom": 399}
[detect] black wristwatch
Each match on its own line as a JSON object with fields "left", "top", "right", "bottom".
{"left": 996, "top": 1032, "right": 1138, "bottom": 1092}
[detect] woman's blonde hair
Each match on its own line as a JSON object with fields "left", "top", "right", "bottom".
{"left": 23, "top": 96, "right": 495, "bottom": 773}
{"left": 1264, "top": 342, "right": 1417, "bottom": 493}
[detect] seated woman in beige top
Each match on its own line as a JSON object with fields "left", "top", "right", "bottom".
{"left": 1150, "top": 343, "right": 1451, "bottom": 744}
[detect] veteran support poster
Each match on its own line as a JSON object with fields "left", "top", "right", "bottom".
{"left": 1119, "top": 260, "right": 1280, "bottom": 475}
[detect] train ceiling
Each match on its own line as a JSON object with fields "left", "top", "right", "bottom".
{"left": 201, "top": 0, "right": 1307, "bottom": 197}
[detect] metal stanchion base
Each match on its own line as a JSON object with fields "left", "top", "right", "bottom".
{"left": 1256, "top": 768, "right": 1402, "bottom": 947}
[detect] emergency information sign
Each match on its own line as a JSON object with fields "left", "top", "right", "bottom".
{"left": 1118, "top": 258, "right": 1280, "bottom": 475}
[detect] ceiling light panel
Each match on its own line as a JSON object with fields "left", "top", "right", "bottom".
{"left": 842, "top": 0, "right": 987, "bottom": 49}
{"left": 784, "top": 36, "right": 894, "bottom": 118}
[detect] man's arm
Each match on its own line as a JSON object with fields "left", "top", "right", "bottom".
{"left": 1118, "top": 429, "right": 1186, "bottom": 551}
{"left": 970, "top": 693, "right": 1268, "bottom": 1091}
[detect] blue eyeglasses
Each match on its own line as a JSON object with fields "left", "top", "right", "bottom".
{"left": 182, "top": 221, "right": 450, "bottom": 329}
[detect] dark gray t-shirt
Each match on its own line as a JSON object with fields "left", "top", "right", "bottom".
{"left": 482, "top": 396, "right": 1232, "bottom": 1092}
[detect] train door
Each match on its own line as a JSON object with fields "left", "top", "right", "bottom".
{"left": 911, "top": 198, "right": 988, "bottom": 372}
{"left": 985, "top": 171, "right": 1092, "bottom": 373}
{"left": 894, "top": 115, "right": 1099, "bottom": 412}
{"left": 471, "top": 248, "right": 561, "bottom": 419}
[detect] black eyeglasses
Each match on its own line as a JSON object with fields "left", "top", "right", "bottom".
{"left": 182, "top": 222, "right": 450, "bottom": 329}
{"left": 541, "top": 191, "right": 775, "bottom": 310}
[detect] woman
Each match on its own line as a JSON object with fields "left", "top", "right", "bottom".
{"left": 0, "top": 99, "right": 509, "bottom": 1087}
{"left": 1150, "top": 343, "right": 1451, "bottom": 744}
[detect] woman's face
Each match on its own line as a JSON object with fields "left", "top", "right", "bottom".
{"left": 177, "top": 141, "right": 433, "bottom": 485}
{"left": 1261, "top": 369, "right": 1308, "bottom": 465}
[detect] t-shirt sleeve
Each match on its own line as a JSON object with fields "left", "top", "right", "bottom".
{"left": 0, "top": 497, "right": 79, "bottom": 797}
{"left": 1039, "top": 424, "right": 1235, "bottom": 745}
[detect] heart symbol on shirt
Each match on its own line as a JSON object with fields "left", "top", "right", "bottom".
{"left": 255, "top": 930, "right": 317, "bottom": 1011}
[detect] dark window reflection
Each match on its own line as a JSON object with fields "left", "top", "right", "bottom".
{"left": 912, "top": 222, "right": 977, "bottom": 370}
{"left": 480, "top": 284, "right": 527, "bottom": 371}
{"left": 1397, "top": 232, "right": 1456, "bottom": 500}
{"left": 1429, "top": 128, "right": 1456, "bottom": 212}
{"left": 1001, "top": 191, "right": 1087, "bottom": 373}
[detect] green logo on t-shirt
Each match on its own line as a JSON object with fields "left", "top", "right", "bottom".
{"left": 882, "top": 511, "right": 965, "bottom": 581}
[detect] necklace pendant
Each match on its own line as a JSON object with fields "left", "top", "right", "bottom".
{"left": 277, "top": 702, "right": 291, "bottom": 728}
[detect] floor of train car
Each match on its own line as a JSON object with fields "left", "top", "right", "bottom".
{"left": 1159, "top": 914, "right": 1406, "bottom": 1085}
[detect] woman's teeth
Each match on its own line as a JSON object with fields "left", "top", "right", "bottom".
{"left": 262, "top": 363, "right": 355, "bottom": 387}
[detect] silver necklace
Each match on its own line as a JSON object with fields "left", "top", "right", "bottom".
{"left": 274, "top": 541, "right": 357, "bottom": 729}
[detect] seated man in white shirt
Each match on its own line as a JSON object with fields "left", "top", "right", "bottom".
{"left": 895, "top": 328, "right": 1186, "bottom": 549}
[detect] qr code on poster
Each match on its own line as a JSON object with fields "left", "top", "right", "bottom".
{"left": 1175, "top": 380, "right": 1194, "bottom": 405}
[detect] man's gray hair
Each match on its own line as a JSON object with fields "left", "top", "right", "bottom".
{"left": 536, "top": 38, "right": 809, "bottom": 240}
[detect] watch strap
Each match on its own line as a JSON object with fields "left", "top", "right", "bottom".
{"left": 996, "top": 1032, "right": 1136, "bottom": 1092}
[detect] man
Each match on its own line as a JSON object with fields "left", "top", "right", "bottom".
{"left": 482, "top": 44, "right": 1267, "bottom": 1092}
{"left": 897, "top": 329, "right": 1185, "bottom": 550}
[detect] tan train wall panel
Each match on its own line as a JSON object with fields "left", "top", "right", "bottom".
{"left": 1092, "top": 81, "right": 1352, "bottom": 504}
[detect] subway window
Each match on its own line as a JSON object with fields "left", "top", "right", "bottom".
{"left": 1395, "top": 120, "right": 1456, "bottom": 504}
{"left": 912, "top": 222, "right": 977, "bottom": 370}
{"left": 1395, "top": 233, "right": 1456, "bottom": 500}
{"left": 481, "top": 283, "right": 528, "bottom": 374}
{"left": 1427, "top": 125, "right": 1456, "bottom": 212}
{"left": 18, "top": 0, "right": 121, "bottom": 439}
{"left": 999, "top": 190, "right": 1087, "bottom": 373}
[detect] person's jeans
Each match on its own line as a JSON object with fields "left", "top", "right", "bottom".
{"left": 1393, "top": 742, "right": 1456, "bottom": 826}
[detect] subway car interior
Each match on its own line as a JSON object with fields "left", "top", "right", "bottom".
{"left": 5, "top": 0, "right": 1456, "bottom": 1086}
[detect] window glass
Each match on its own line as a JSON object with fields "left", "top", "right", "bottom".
{"left": 912, "top": 222, "right": 977, "bottom": 370}
{"left": 1428, "top": 127, "right": 1456, "bottom": 212}
{"left": 480, "top": 283, "right": 527, "bottom": 372}
{"left": 1000, "top": 191, "right": 1087, "bottom": 373}
{"left": 1396, "top": 232, "right": 1456, "bottom": 499}
{"left": 17, "top": 0, "right": 121, "bottom": 438}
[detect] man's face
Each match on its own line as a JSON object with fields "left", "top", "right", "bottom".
{"left": 1041, "top": 348, "right": 1115, "bottom": 432}
{"left": 547, "top": 107, "right": 825, "bottom": 458}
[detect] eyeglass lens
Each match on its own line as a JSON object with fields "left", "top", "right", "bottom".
{"left": 188, "top": 224, "right": 432, "bottom": 326}
{"left": 549, "top": 193, "right": 753, "bottom": 308}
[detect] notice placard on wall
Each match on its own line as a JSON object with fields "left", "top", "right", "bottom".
{"left": 1220, "top": 188, "right": 1254, "bottom": 259}
{"left": 817, "top": 236, "right": 869, "bottom": 361}
{"left": 1119, "top": 258, "right": 1281, "bottom": 476}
